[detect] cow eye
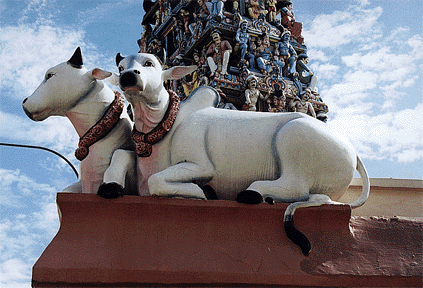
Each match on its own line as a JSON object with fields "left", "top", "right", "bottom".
{"left": 144, "top": 60, "right": 154, "bottom": 67}
{"left": 118, "top": 66, "right": 124, "bottom": 73}
{"left": 45, "top": 73, "right": 55, "bottom": 80}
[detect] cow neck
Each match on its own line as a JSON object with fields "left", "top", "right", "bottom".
{"left": 132, "top": 90, "right": 179, "bottom": 157}
{"left": 74, "top": 91, "right": 125, "bottom": 161}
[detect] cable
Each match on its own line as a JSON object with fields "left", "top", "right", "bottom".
{"left": 0, "top": 142, "right": 79, "bottom": 179}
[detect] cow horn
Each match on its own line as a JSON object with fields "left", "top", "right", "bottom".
{"left": 68, "top": 47, "right": 83, "bottom": 68}
{"left": 116, "top": 53, "right": 125, "bottom": 66}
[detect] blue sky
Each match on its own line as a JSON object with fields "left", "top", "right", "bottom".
{"left": 0, "top": 0, "right": 422, "bottom": 286}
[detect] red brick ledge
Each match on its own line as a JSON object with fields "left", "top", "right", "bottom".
{"left": 32, "top": 193, "right": 422, "bottom": 287}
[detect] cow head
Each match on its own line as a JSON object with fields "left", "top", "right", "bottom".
{"left": 115, "top": 52, "right": 196, "bottom": 106}
{"left": 22, "top": 47, "right": 112, "bottom": 121}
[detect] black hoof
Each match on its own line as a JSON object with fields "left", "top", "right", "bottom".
{"left": 236, "top": 190, "right": 263, "bottom": 204}
{"left": 201, "top": 185, "right": 218, "bottom": 200}
{"left": 265, "top": 196, "right": 275, "bottom": 205}
{"left": 284, "top": 215, "right": 311, "bottom": 256}
{"left": 97, "top": 182, "right": 124, "bottom": 199}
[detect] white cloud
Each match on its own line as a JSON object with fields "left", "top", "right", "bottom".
{"left": 0, "top": 258, "right": 31, "bottom": 288}
{"left": 0, "top": 168, "right": 56, "bottom": 207}
{"left": 305, "top": 1, "right": 423, "bottom": 164}
{"left": 408, "top": 33, "right": 423, "bottom": 49}
{"left": 303, "top": 6, "right": 383, "bottom": 48}
{"left": 0, "top": 168, "right": 60, "bottom": 288}
{"left": 18, "top": 0, "right": 56, "bottom": 26}
{"left": 0, "top": 25, "right": 88, "bottom": 97}
{"left": 0, "top": 111, "right": 78, "bottom": 153}
{"left": 357, "top": 0, "right": 370, "bottom": 6}
{"left": 314, "top": 63, "right": 339, "bottom": 80}
{"left": 76, "top": 2, "right": 117, "bottom": 28}
{"left": 328, "top": 103, "right": 423, "bottom": 163}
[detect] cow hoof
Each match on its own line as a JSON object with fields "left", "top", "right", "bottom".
{"left": 97, "top": 182, "right": 124, "bottom": 199}
{"left": 236, "top": 190, "right": 263, "bottom": 204}
{"left": 265, "top": 196, "right": 275, "bottom": 205}
{"left": 201, "top": 185, "right": 219, "bottom": 200}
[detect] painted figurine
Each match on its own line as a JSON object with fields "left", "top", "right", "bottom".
{"left": 289, "top": 89, "right": 316, "bottom": 118}
{"left": 235, "top": 20, "right": 254, "bottom": 65}
{"left": 179, "top": 9, "right": 191, "bottom": 33}
{"left": 256, "top": 33, "right": 274, "bottom": 74}
{"left": 248, "top": 0, "right": 261, "bottom": 20}
{"left": 190, "top": 0, "right": 210, "bottom": 38}
{"left": 194, "top": 0, "right": 210, "bottom": 21}
{"left": 206, "top": 29, "right": 233, "bottom": 76}
{"left": 269, "top": 91, "right": 287, "bottom": 112}
{"left": 266, "top": 0, "right": 278, "bottom": 23}
{"left": 280, "top": 1, "right": 295, "bottom": 28}
{"left": 276, "top": 30, "right": 297, "bottom": 78}
{"left": 279, "top": 0, "right": 304, "bottom": 43}
{"left": 243, "top": 75, "right": 270, "bottom": 111}
{"left": 296, "top": 53, "right": 317, "bottom": 91}
{"left": 193, "top": 51, "right": 209, "bottom": 86}
{"left": 206, "top": 0, "right": 226, "bottom": 22}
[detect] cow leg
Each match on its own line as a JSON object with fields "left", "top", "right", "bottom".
{"left": 243, "top": 118, "right": 317, "bottom": 203}
{"left": 245, "top": 175, "right": 310, "bottom": 203}
{"left": 148, "top": 162, "right": 215, "bottom": 199}
{"left": 98, "top": 149, "right": 137, "bottom": 198}
{"left": 63, "top": 181, "right": 82, "bottom": 193}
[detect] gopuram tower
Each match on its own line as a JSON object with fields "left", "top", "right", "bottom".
{"left": 138, "top": 0, "right": 328, "bottom": 121}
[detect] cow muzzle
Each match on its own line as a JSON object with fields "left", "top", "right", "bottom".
{"left": 119, "top": 70, "right": 142, "bottom": 92}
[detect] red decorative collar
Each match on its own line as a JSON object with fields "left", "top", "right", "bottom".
{"left": 75, "top": 91, "right": 125, "bottom": 161}
{"left": 132, "top": 90, "right": 179, "bottom": 157}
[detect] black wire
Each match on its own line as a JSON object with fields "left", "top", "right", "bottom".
{"left": 0, "top": 142, "right": 79, "bottom": 179}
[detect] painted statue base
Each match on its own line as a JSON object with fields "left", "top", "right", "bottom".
{"left": 32, "top": 193, "right": 422, "bottom": 287}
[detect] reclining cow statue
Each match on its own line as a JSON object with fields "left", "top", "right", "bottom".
{"left": 22, "top": 47, "right": 137, "bottom": 197}
{"left": 99, "top": 52, "right": 370, "bottom": 256}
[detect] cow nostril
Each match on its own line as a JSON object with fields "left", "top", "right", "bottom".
{"left": 120, "top": 71, "right": 137, "bottom": 88}
{"left": 23, "top": 97, "right": 28, "bottom": 104}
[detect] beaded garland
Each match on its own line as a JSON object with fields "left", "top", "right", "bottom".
{"left": 75, "top": 91, "right": 125, "bottom": 161}
{"left": 132, "top": 90, "right": 179, "bottom": 157}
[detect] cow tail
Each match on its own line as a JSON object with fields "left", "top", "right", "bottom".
{"left": 348, "top": 155, "right": 370, "bottom": 209}
{"left": 284, "top": 155, "right": 370, "bottom": 256}
{"left": 284, "top": 213, "right": 311, "bottom": 256}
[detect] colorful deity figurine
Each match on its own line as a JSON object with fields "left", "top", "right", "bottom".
{"left": 289, "top": 89, "right": 316, "bottom": 118}
{"left": 296, "top": 53, "right": 317, "bottom": 91}
{"left": 276, "top": 30, "right": 297, "bottom": 78}
{"left": 206, "top": 0, "right": 226, "bottom": 22}
{"left": 206, "top": 29, "right": 233, "bottom": 76}
{"left": 243, "top": 75, "right": 270, "bottom": 111}
{"left": 279, "top": 0, "right": 304, "bottom": 43}
{"left": 269, "top": 91, "right": 288, "bottom": 112}
{"left": 236, "top": 20, "right": 255, "bottom": 67}
{"left": 280, "top": 1, "right": 295, "bottom": 27}
{"left": 179, "top": 9, "right": 191, "bottom": 33}
{"left": 256, "top": 33, "right": 274, "bottom": 74}
{"left": 193, "top": 51, "right": 209, "bottom": 86}
{"left": 248, "top": 0, "right": 262, "bottom": 20}
{"left": 266, "top": 0, "right": 278, "bottom": 23}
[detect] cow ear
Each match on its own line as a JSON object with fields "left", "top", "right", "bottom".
{"left": 90, "top": 68, "right": 112, "bottom": 80}
{"left": 68, "top": 47, "right": 83, "bottom": 68}
{"left": 116, "top": 53, "right": 125, "bottom": 66}
{"left": 106, "top": 73, "right": 119, "bottom": 86}
{"left": 162, "top": 65, "right": 197, "bottom": 81}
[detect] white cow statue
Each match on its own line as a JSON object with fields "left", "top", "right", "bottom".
{"left": 22, "top": 47, "right": 137, "bottom": 198}
{"left": 109, "top": 52, "right": 370, "bottom": 255}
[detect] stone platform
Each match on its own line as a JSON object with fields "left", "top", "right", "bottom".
{"left": 32, "top": 193, "right": 422, "bottom": 287}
